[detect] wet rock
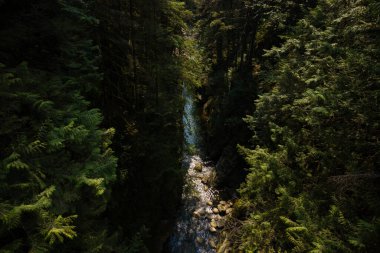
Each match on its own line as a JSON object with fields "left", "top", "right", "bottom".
{"left": 213, "top": 215, "right": 221, "bottom": 220}
{"left": 194, "top": 162, "right": 203, "bottom": 172}
{"left": 217, "top": 239, "right": 231, "bottom": 253}
{"left": 212, "top": 207, "right": 219, "bottom": 214}
{"left": 196, "top": 237, "right": 204, "bottom": 244}
{"left": 207, "top": 201, "right": 213, "bottom": 206}
{"left": 217, "top": 204, "right": 227, "bottom": 214}
{"left": 193, "top": 212, "right": 200, "bottom": 218}
{"left": 209, "top": 239, "right": 217, "bottom": 248}
{"left": 193, "top": 208, "right": 205, "bottom": 218}
{"left": 209, "top": 227, "right": 217, "bottom": 233}
{"left": 216, "top": 219, "right": 225, "bottom": 228}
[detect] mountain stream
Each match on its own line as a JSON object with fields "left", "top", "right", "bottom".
{"left": 168, "top": 86, "right": 232, "bottom": 253}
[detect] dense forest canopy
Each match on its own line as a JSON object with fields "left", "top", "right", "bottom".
{"left": 0, "top": 0, "right": 379, "bottom": 252}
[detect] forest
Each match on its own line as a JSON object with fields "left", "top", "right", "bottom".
{"left": 0, "top": 0, "right": 379, "bottom": 252}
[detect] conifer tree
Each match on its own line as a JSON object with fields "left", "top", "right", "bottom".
{"left": 0, "top": 1, "right": 117, "bottom": 251}
{"left": 229, "top": 0, "right": 380, "bottom": 252}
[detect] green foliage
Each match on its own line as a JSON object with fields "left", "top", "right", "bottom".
{"left": 194, "top": 0, "right": 317, "bottom": 183}
{"left": 0, "top": 0, "right": 117, "bottom": 251}
{"left": 44, "top": 215, "right": 78, "bottom": 244}
{"left": 0, "top": 62, "right": 117, "bottom": 252}
{"left": 94, "top": 0, "right": 188, "bottom": 250}
{"left": 228, "top": 0, "right": 380, "bottom": 252}
{"left": 180, "top": 37, "right": 208, "bottom": 88}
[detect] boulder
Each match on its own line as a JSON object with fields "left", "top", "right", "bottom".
{"left": 209, "top": 239, "right": 217, "bottom": 249}
{"left": 201, "top": 176, "right": 209, "bottom": 185}
{"left": 216, "top": 219, "right": 225, "bottom": 229}
{"left": 193, "top": 208, "right": 205, "bottom": 218}
{"left": 210, "top": 219, "right": 217, "bottom": 228}
{"left": 217, "top": 204, "right": 227, "bottom": 214}
{"left": 217, "top": 239, "right": 231, "bottom": 253}
{"left": 196, "top": 237, "right": 204, "bottom": 244}
{"left": 194, "top": 162, "right": 203, "bottom": 172}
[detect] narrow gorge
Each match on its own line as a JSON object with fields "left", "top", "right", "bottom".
{"left": 0, "top": 0, "right": 379, "bottom": 252}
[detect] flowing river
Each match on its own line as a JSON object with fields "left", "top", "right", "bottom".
{"left": 168, "top": 86, "right": 231, "bottom": 253}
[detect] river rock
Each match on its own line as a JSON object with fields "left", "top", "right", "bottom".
{"left": 220, "top": 200, "right": 227, "bottom": 205}
{"left": 209, "top": 239, "right": 217, "bottom": 248}
{"left": 209, "top": 227, "right": 217, "bottom": 233}
{"left": 193, "top": 208, "right": 205, "bottom": 218}
{"left": 217, "top": 204, "right": 227, "bottom": 214}
{"left": 216, "top": 219, "right": 225, "bottom": 228}
{"left": 217, "top": 239, "right": 231, "bottom": 253}
{"left": 196, "top": 237, "right": 204, "bottom": 244}
{"left": 207, "top": 201, "right": 213, "bottom": 206}
{"left": 194, "top": 162, "right": 203, "bottom": 172}
{"left": 210, "top": 219, "right": 217, "bottom": 228}
{"left": 212, "top": 207, "right": 219, "bottom": 214}
{"left": 203, "top": 185, "right": 209, "bottom": 191}
{"left": 201, "top": 176, "right": 209, "bottom": 185}
{"left": 226, "top": 208, "right": 233, "bottom": 215}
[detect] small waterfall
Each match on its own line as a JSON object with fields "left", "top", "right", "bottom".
{"left": 168, "top": 85, "right": 220, "bottom": 253}
{"left": 183, "top": 84, "right": 199, "bottom": 148}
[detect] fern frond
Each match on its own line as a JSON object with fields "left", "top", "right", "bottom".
{"left": 6, "top": 159, "right": 29, "bottom": 170}
{"left": 0, "top": 205, "right": 22, "bottom": 229}
{"left": 43, "top": 215, "right": 78, "bottom": 245}
{"left": 80, "top": 176, "right": 105, "bottom": 196}
{"left": 280, "top": 216, "right": 299, "bottom": 227}
{"left": 23, "top": 140, "right": 47, "bottom": 155}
